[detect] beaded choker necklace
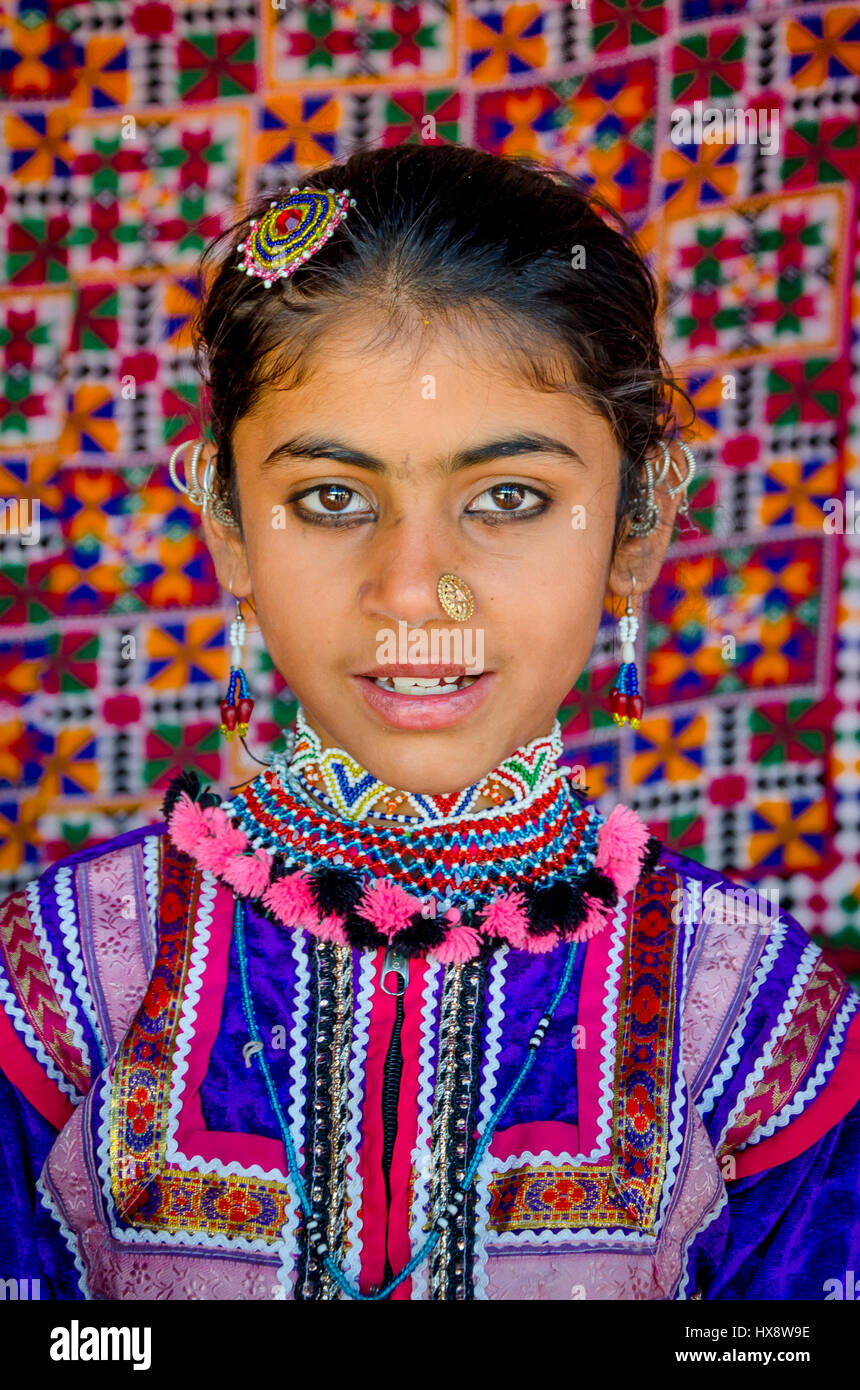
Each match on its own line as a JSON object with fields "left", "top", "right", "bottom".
{"left": 277, "top": 707, "right": 566, "bottom": 822}
{"left": 162, "top": 721, "right": 661, "bottom": 963}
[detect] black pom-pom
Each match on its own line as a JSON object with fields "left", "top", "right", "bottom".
{"left": 579, "top": 865, "right": 618, "bottom": 908}
{"left": 308, "top": 866, "right": 364, "bottom": 917}
{"left": 390, "top": 912, "right": 447, "bottom": 958}
{"left": 524, "top": 879, "right": 588, "bottom": 935}
{"left": 161, "top": 769, "right": 202, "bottom": 819}
{"left": 640, "top": 835, "right": 663, "bottom": 876}
{"left": 341, "top": 909, "right": 387, "bottom": 950}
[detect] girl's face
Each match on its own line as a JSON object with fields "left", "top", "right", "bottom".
{"left": 206, "top": 315, "right": 665, "bottom": 795}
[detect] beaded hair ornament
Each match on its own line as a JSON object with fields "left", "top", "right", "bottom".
{"left": 236, "top": 186, "right": 356, "bottom": 287}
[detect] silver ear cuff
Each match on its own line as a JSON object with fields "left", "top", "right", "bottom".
{"left": 627, "top": 440, "right": 697, "bottom": 538}
{"left": 168, "top": 438, "right": 239, "bottom": 528}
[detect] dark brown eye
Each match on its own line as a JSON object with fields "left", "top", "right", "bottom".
{"left": 491, "top": 484, "right": 527, "bottom": 509}
{"left": 319, "top": 484, "right": 352, "bottom": 511}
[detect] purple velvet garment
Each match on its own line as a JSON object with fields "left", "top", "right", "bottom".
{"left": 1, "top": 815, "right": 859, "bottom": 1299}
{"left": 685, "top": 1096, "right": 860, "bottom": 1299}
{"left": 0, "top": 1068, "right": 85, "bottom": 1298}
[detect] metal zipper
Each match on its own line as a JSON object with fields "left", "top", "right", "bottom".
{"left": 379, "top": 948, "right": 409, "bottom": 1289}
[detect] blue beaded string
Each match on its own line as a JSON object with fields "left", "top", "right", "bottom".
{"left": 612, "top": 662, "right": 639, "bottom": 698}
{"left": 227, "top": 668, "right": 250, "bottom": 704}
{"left": 234, "top": 895, "right": 579, "bottom": 1301}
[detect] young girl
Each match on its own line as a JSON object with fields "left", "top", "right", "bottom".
{"left": 1, "top": 144, "right": 858, "bottom": 1302}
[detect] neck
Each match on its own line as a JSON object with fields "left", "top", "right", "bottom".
{"left": 275, "top": 706, "right": 567, "bottom": 825}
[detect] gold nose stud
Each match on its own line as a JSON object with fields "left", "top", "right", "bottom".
{"left": 437, "top": 573, "right": 474, "bottom": 622}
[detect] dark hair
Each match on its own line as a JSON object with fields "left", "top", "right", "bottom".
{"left": 191, "top": 143, "right": 695, "bottom": 549}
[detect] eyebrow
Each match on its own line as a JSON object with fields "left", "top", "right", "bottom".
{"left": 258, "top": 431, "right": 587, "bottom": 474}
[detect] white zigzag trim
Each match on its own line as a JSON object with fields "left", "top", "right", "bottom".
{"left": 472, "top": 945, "right": 509, "bottom": 1301}
{"left": 274, "top": 1205, "right": 302, "bottom": 1300}
{"left": 484, "top": 889, "right": 628, "bottom": 1183}
{"left": 408, "top": 954, "right": 443, "bottom": 1302}
{"left": 675, "top": 1181, "right": 729, "bottom": 1301}
{"left": 35, "top": 1168, "right": 90, "bottom": 1298}
{"left": 486, "top": 1224, "right": 657, "bottom": 1250}
{"left": 698, "top": 918, "right": 787, "bottom": 1119}
{"left": 655, "top": 1026, "right": 693, "bottom": 1240}
{"left": 736, "top": 990, "right": 859, "bottom": 1151}
{"left": 31, "top": 871, "right": 96, "bottom": 1074}
{"left": 141, "top": 832, "right": 160, "bottom": 965}
{"left": 287, "top": 929, "right": 311, "bottom": 1164}
{"left": 715, "top": 938, "right": 819, "bottom": 1157}
{"left": 341, "top": 947, "right": 375, "bottom": 1290}
{"left": 0, "top": 879, "right": 84, "bottom": 1104}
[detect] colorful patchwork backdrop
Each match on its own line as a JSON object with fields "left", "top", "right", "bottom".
{"left": 0, "top": 0, "right": 858, "bottom": 984}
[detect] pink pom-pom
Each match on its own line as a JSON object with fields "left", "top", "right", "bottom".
{"left": 263, "top": 871, "right": 318, "bottom": 928}
{"left": 167, "top": 794, "right": 211, "bottom": 855}
{"left": 221, "top": 848, "right": 271, "bottom": 898}
{"left": 479, "top": 891, "right": 531, "bottom": 949}
{"left": 431, "top": 924, "right": 482, "bottom": 964}
{"left": 219, "top": 822, "right": 250, "bottom": 855}
{"left": 306, "top": 912, "right": 349, "bottom": 946}
{"left": 569, "top": 896, "right": 610, "bottom": 943}
{"left": 523, "top": 929, "right": 560, "bottom": 954}
{"left": 358, "top": 878, "right": 424, "bottom": 939}
{"left": 195, "top": 835, "right": 245, "bottom": 877}
{"left": 202, "top": 805, "right": 231, "bottom": 835}
{"left": 595, "top": 804, "right": 650, "bottom": 897}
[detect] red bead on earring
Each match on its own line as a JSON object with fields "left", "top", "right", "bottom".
{"left": 220, "top": 599, "right": 254, "bottom": 742}
{"left": 609, "top": 585, "right": 643, "bottom": 729}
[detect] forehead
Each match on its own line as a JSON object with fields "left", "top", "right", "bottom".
{"left": 234, "top": 310, "right": 619, "bottom": 470}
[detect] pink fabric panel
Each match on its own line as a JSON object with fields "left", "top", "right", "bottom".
{"left": 488, "top": 1120, "right": 580, "bottom": 1164}
{"left": 80, "top": 846, "right": 153, "bottom": 1050}
{"left": 575, "top": 914, "right": 617, "bottom": 1158}
{"left": 680, "top": 898, "right": 766, "bottom": 1093}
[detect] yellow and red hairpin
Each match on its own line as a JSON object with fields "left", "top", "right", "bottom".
{"left": 236, "top": 186, "right": 355, "bottom": 288}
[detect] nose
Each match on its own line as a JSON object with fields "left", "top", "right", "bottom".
{"left": 357, "top": 514, "right": 466, "bottom": 628}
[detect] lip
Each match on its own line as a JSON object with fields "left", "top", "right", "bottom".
{"left": 353, "top": 671, "right": 496, "bottom": 730}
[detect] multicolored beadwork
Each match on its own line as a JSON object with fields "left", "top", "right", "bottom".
{"left": 281, "top": 706, "right": 565, "bottom": 822}
{"left": 236, "top": 187, "right": 355, "bottom": 287}
{"left": 610, "top": 594, "right": 644, "bottom": 729}
{"left": 161, "top": 720, "right": 662, "bottom": 963}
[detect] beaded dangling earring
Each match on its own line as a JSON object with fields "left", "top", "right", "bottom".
{"left": 610, "top": 579, "right": 644, "bottom": 729}
{"left": 220, "top": 589, "right": 254, "bottom": 742}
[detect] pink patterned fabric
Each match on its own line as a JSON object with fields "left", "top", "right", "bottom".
{"left": 80, "top": 846, "right": 153, "bottom": 1052}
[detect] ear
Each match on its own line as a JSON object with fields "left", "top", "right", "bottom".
{"left": 199, "top": 473, "right": 253, "bottom": 598}
{"left": 608, "top": 446, "right": 686, "bottom": 601}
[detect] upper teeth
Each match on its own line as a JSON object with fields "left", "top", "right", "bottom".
{"left": 373, "top": 675, "right": 476, "bottom": 694}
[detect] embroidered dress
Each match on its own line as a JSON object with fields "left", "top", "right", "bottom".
{"left": 1, "top": 717, "right": 859, "bottom": 1300}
